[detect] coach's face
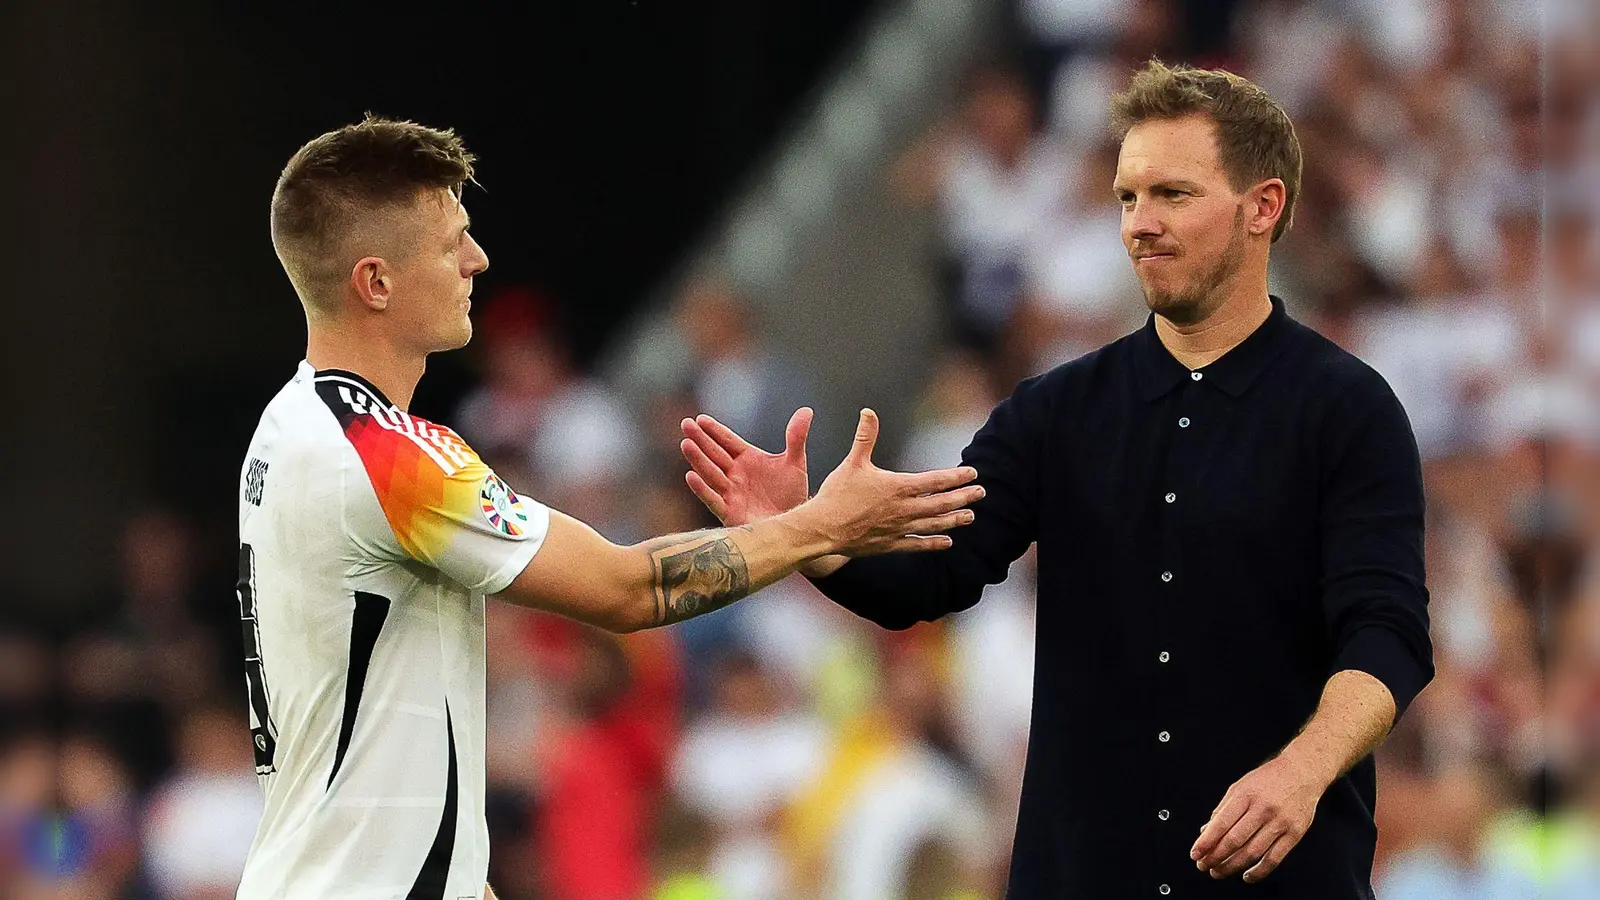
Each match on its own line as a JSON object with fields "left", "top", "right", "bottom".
{"left": 387, "top": 188, "right": 489, "bottom": 353}
{"left": 1115, "top": 115, "right": 1249, "bottom": 326}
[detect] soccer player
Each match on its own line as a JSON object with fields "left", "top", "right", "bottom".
{"left": 682, "top": 61, "right": 1433, "bottom": 898}
{"left": 234, "top": 115, "right": 984, "bottom": 900}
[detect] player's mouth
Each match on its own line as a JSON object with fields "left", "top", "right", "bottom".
{"left": 1135, "top": 253, "right": 1176, "bottom": 263}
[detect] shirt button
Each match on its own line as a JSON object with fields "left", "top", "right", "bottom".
{"left": 1160, "top": 571, "right": 1173, "bottom": 583}
{"left": 1191, "top": 372, "right": 1203, "bottom": 381}
{"left": 1178, "top": 417, "right": 1190, "bottom": 428}
{"left": 1160, "top": 885, "right": 1172, "bottom": 895}
{"left": 1159, "top": 651, "right": 1170, "bottom": 663}
{"left": 1164, "top": 492, "right": 1176, "bottom": 503}
{"left": 1159, "top": 730, "right": 1171, "bottom": 742}
{"left": 1159, "top": 809, "right": 1171, "bottom": 821}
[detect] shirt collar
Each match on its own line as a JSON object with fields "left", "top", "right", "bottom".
{"left": 1132, "top": 295, "right": 1290, "bottom": 402}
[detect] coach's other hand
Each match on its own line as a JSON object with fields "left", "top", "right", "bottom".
{"left": 1190, "top": 751, "right": 1328, "bottom": 883}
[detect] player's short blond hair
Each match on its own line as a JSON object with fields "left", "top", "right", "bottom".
{"left": 270, "top": 114, "right": 476, "bottom": 312}
{"left": 1110, "top": 60, "right": 1303, "bottom": 243}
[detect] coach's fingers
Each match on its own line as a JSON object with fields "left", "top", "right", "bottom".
{"left": 1211, "top": 819, "right": 1282, "bottom": 879}
{"left": 1192, "top": 794, "right": 1248, "bottom": 864}
{"left": 684, "top": 471, "right": 729, "bottom": 521}
{"left": 681, "top": 438, "right": 732, "bottom": 492}
{"left": 684, "top": 418, "right": 737, "bottom": 470}
{"left": 1242, "top": 832, "right": 1298, "bottom": 884}
{"left": 696, "top": 414, "right": 756, "bottom": 458}
{"left": 784, "top": 407, "right": 813, "bottom": 467}
{"left": 1198, "top": 804, "right": 1269, "bottom": 874}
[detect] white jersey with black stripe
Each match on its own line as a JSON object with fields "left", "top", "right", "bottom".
{"left": 234, "top": 361, "right": 549, "bottom": 900}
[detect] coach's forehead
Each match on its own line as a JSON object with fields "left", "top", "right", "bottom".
{"left": 1115, "top": 116, "right": 1224, "bottom": 183}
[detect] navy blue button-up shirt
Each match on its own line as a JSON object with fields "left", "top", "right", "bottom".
{"left": 810, "top": 296, "right": 1433, "bottom": 899}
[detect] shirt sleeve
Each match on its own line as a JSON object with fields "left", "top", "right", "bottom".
{"left": 1319, "top": 374, "right": 1435, "bottom": 721}
{"left": 808, "top": 370, "right": 1050, "bottom": 629}
{"left": 342, "top": 414, "right": 551, "bottom": 596}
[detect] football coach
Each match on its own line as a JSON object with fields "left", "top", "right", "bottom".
{"left": 680, "top": 59, "right": 1434, "bottom": 899}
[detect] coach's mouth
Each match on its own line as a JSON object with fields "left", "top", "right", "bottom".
{"left": 1135, "top": 253, "right": 1176, "bottom": 263}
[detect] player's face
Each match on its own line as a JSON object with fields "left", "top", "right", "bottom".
{"left": 390, "top": 189, "right": 489, "bottom": 353}
{"left": 1115, "top": 116, "right": 1249, "bottom": 326}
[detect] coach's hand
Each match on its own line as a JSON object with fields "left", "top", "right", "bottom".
{"left": 797, "top": 408, "right": 983, "bottom": 557}
{"left": 681, "top": 408, "right": 812, "bottom": 526}
{"left": 1190, "top": 752, "right": 1328, "bottom": 883}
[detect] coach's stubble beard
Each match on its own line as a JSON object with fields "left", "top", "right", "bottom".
{"left": 1141, "top": 206, "right": 1247, "bottom": 327}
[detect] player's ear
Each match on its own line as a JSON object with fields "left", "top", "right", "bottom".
{"left": 350, "top": 257, "right": 390, "bottom": 311}
{"left": 1246, "top": 179, "right": 1286, "bottom": 238}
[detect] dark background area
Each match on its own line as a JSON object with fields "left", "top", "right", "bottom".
{"left": 3, "top": 0, "right": 878, "bottom": 616}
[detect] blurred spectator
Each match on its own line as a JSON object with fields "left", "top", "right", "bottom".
{"left": 63, "top": 508, "right": 219, "bottom": 788}
{"left": 1375, "top": 764, "right": 1538, "bottom": 900}
{"left": 671, "top": 650, "right": 827, "bottom": 900}
{"left": 808, "top": 643, "right": 990, "bottom": 900}
{"left": 891, "top": 60, "right": 1073, "bottom": 353}
{"left": 140, "top": 705, "right": 262, "bottom": 900}
{"left": 670, "top": 276, "right": 826, "bottom": 468}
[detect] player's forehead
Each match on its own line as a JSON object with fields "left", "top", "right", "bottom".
{"left": 1114, "top": 116, "right": 1225, "bottom": 187}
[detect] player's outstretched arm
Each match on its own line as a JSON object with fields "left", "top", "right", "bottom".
{"left": 499, "top": 409, "right": 983, "bottom": 633}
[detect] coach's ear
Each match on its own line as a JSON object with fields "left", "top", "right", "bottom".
{"left": 351, "top": 256, "right": 391, "bottom": 311}
{"left": 1245, "top": 179, "right": 1286, "bottom": 239}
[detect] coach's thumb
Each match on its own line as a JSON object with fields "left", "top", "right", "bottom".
{"left": 848, "top": 408, "right": 879, "bottom": 466}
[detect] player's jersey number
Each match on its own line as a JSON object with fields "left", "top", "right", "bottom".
{"left": 238, "top": 543, "right": 279, "bottom": 775}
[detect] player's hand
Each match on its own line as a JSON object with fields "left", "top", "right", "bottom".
{"left": 1190, "top": 752, "right": 1328, "bottom": 883}
{"left": 799, "top": 408, "right": 983, "bottom": 557}
{"left": 681, "top": 408, "right": 812, "bottom": 526}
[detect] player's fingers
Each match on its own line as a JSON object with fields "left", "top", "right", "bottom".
{"left": 1198, "top": 804, "right": 1269, "bottom": 873}
{"left": 784, "top": 407, "right": 813, "bottom": 467}
{"left": 695, "top": 414, "right": 756, "bottom": 458}
{"left": 847, "top": 408, "right": 879, "bottom": 465}
{"left": 884, "top": 534, "right": 955, "bottom": 553}
{"left": 684, "top": 471, "right": 729, "bottom": 521}
{"left": 1211, "top": 819, "right": 1282, "bottom": 878}
{"left": 911, "top": 484, "right": 986, "bottom": 517}
{"left": 1242, "top": 832, "right": 1299, "bottom": 884}
{"left": 681, "top": 439, "right": 732, "bottom": 492}
{"left": 900, "top": 510, "right": 977, "bottom": 536}
{"left": 901, "top": 465, "right": 979, "bottom": 496}
{"left": 684, "top": 418, "right": 738, "bottom": 470}
{"left": 1192, "top": 794, "right": 1248, "bottom": 863}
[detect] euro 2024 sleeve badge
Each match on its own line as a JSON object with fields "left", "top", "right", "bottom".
{"left": 479, "top": 473, "right": 529, "bottom": 537}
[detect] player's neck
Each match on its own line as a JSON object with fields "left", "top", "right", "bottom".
{"left": 305, "top": 328, "right": 424, "bottom": 412}
{"left": 1154, "top": 284, "right": 1272, "bottom": 371}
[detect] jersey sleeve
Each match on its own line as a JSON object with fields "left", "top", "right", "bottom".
{"left": 339, "top": 406, "right": 551, "bottom": 595}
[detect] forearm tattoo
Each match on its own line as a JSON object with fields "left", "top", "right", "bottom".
{"left": 647, "top": 530, "right": 753, "bottom": 626}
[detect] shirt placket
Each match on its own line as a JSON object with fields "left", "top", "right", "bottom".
{"left": 1151, "top": 369, "right": 1204, "bottom": 897}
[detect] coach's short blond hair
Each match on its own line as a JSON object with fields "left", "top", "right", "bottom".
{"left": 270, "top": 114, "right": 476, "bottom": 311}
{"left": 1110, "top": 60, "right": 1302, "bottom": 242}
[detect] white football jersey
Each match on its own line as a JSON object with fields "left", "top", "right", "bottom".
{"left": 234, "top": 362, "right": 550, "bottom": 900}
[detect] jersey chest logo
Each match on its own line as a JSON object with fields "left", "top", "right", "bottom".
{"left": 480, "top": 473, "right": 529, "bottom": 536}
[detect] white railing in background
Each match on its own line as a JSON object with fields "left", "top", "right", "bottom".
{"left": 604, "top": 0, "right": 997, "bottom": 465}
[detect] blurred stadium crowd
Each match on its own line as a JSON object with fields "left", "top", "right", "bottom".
{"left": 4, "top": 0, "right": 1597, "bottom": 898}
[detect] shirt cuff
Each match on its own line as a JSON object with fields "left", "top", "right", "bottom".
{"left": 1331, "top": 624, "right": 1433, "bottom": 722}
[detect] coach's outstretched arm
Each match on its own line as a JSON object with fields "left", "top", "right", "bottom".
{"left": 499, "top": 409, "right": 984, "bottom": 633}
{"left": 682, "top": 373, "right": 1050, "bottom": 629}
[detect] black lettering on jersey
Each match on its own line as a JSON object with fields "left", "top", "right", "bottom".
{"left": 244, "top": 457, "right": 269, "bottom": 507}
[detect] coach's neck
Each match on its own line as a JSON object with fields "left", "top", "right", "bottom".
{"left": 306, "top": 324, "right": 423, "bottom": 412}
{"left": 1155, "top": 263, "right": 1273, "bottom": 371}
